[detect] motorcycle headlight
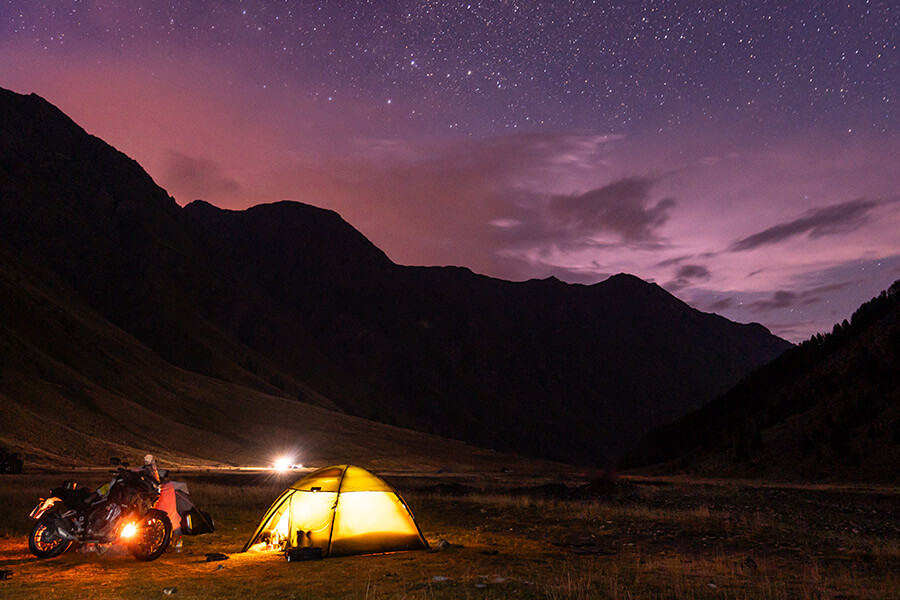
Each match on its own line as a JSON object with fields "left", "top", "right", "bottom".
{"left": 120, "top": 522, "right": 138, "bottom": 539}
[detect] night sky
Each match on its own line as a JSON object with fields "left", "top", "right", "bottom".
{"left": 2, "top": 1, "right": 898, "bottom": 341}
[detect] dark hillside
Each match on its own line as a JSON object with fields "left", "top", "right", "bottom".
{"left": 0, "top": 88, "right": 338, "bottom": 409}
{"left": 623, "top": 280, "right": 900, "bottom": 481}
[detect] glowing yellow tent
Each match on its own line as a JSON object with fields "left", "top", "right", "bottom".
{"left": 243, "top": 465, "right": 429, "bottom": 557}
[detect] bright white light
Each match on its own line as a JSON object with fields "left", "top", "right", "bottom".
{"left": 120, "top": 522, "right": 138, "bottom": 539}
{"left": 273, "top": 456, "right": 292, "bottom": 471}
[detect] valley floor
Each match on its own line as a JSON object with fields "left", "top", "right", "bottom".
{"left": 0, "top": 470, "right": 897, "bottom": 599}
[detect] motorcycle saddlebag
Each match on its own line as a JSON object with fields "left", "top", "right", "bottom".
{"left": 181, "top": 508, "right": 215, "bottom": 535}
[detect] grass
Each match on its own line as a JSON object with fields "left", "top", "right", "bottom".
{"left": 0, "top": 470, "right": 898, "bottom": 598}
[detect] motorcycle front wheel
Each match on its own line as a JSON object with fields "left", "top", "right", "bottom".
{"left": 129, "top": 509, "right": 172, "bottom": 561}
{"left": 28, "top": 520, "right": 73, "bottom": 558}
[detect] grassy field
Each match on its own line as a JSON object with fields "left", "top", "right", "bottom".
{"left": 0, "top": 470, "right": 897, "bottom": 599}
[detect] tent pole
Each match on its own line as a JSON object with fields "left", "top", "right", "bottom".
{"left": 324, "top": 465, "right": 348, "bottom": 557}
{"left": 396, "top": 492, "right": 430, "bottom": 549}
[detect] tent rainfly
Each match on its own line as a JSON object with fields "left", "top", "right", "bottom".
{"left": 243, "top": 465, "right": 429, "bottom": 557}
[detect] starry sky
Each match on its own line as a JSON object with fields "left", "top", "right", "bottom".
{"left": 2, "top": 1, "right": 898, "bottom": 342}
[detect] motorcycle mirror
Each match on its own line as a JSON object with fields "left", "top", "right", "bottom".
{"left": 122, "top": 461, "right": 130, "bottom": 468}
{"left": 158, "top": 469, "right": 169, "bottom": 479}
{"left": 110, "top": 457, "right": 121, "bottom": 465}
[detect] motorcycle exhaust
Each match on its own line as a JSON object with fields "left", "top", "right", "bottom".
{"left": 54, "top": 526, "right": 79, "bottom": 541}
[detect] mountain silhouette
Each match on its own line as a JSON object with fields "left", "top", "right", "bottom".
{"left": 0, "top": 87, "right": 790, "bottom": 465}
{"left": 183, "top": 199, "right": 791, "bottom": 462}
{"left": 623, "top": 280, "right": 900, "bottom": 481}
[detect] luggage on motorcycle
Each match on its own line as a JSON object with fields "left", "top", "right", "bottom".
{"left": 49, "top": 484, "right": 93, "bottom": 512}
{"left": 155, "top": 482, "right": 215, "bottom": 536}
{"left": 181, "top": 508, "right": 215, "bottom": 535}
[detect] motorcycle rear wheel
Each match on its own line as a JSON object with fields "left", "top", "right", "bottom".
{"left": 28, "top": 521, "right": 73, "bottom": 558}
{"left": 129, "top": 509, "right": 172, "bottom": 561}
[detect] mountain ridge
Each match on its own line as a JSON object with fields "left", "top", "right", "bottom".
{"left": 0, "top": 87, "right": 790, "bottom": 466}
{"left": 183, "top": 197, "right": 791, "bottom": 463}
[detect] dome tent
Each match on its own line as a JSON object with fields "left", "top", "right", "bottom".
{"left": 243, "top": 465, "right": 429, "bottom": 557}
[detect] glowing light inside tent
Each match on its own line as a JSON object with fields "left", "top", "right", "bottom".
{"left": 334, "top": 491, "right": 420, "bottom": 537}
{"left": 120, "top": 522, "right": 138, "bottom": 539}
{"left": 253, "top": 506, "right": 290, "bottom": 550}
{"left": 274, "top": 507, "right": 290, "bottom": 538}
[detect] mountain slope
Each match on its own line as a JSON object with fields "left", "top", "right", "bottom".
{"left": 0, "top": 243, "right": 525, "bottom": 470}
{"left": 184, "top": 200, "right": 791, "bottom": 463}
{"left": 623, "top": 280, "right": 900, "bottom": 481}
{"left": 0, "top": 87, "right": 340, "bottom": 409}
{"left": 1, "top": 87, "right": 790, "bottom": 465}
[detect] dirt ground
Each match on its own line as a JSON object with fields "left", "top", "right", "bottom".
{"left": 1, "top": 469, "right": 898, "bottom": 599}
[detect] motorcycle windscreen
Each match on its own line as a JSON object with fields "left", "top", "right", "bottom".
{"left": 328, "top": 491, "right": 426, "bottom": 557}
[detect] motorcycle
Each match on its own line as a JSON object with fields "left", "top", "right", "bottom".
{"left": 27, "top": 456, "right": 172, "bottom": 561}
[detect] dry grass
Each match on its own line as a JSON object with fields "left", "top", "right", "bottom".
{"left": 0, "top": 471, "right": 897, "bottom": 599}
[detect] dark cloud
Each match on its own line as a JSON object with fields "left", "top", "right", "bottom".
{"left": 665, "top": 263, "right": 711, "bottom": 292}
{"left": 749, "top": 290, "right": 807, "bottom": 312}
{"left": 747, "top": 281, "right": 854, "bottom": 313}
{"left": 491, "top": 177, "right": 677, "bottom": 264}
{"left": 164, "top": 151, "right": 241, "bottom": 200}
{"left": 707, "top": 297, "right": 735, "bottom": 311}
{"left": 675, "top": 264, "right": 711, "bottom": 280}
{"left": 807, "top": 281, "right": 856, "bottom": 295}
{"left": 655, "top": 254, "right": 693, "bottom": 268}
{"left": 548, "top": 178, "right": 675, "bottom": 242}
{"left": 730, "top": 198, "right": 881, "bottom": 252}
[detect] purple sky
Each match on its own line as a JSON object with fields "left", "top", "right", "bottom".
{"left": 2, "top": 2, "right": 898, "bottom": 342}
